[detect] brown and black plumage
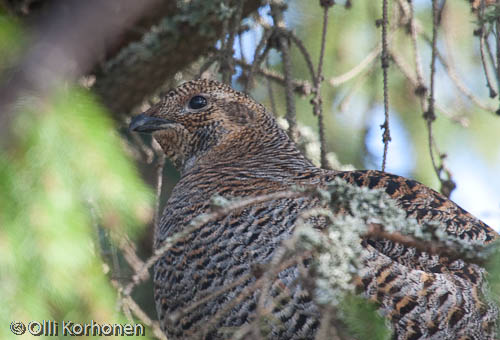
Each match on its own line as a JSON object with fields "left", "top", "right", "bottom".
{"left": 130, "top": 79, "right": 498, "bottom": 339}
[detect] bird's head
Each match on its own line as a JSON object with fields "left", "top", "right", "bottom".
{"left": 129, "top": 79, "right": 276, "bottom": 172}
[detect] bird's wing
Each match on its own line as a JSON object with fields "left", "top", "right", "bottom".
{"left": 333, "top": 170, "right": 498, "bottom": 339}
{"left": 337, "top": 170, "right": 498, "bottom": 245}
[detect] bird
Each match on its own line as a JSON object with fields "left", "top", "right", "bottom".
{"left": 129, "top": 79, "right": 499, "bottom": 340}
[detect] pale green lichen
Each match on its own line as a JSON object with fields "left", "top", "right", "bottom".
{"left": 325, "top": 177, "right": 496, "bottom": 259}
{"left": 210, "top": 194, "right": 232, "bottom": 208}
{"left": 295, "top": 213, "right": 368, "bottom": 306}
{"left": 103, "top": 0, "right": 244, "bottom": 73}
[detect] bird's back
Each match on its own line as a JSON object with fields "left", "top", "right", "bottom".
{"left": 154, "top": 165, "right": 498, "bottom": 339}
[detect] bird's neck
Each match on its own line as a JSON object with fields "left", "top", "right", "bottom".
{"left": 181, "top": 122, "right": 327, "bottom": 185}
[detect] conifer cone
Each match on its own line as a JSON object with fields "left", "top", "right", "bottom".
{"left": 130, "top": 79, "right": 498, "bottom": 340}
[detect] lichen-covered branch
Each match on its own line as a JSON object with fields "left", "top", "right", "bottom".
{"left": 92, "top": 0, "right": 262, "bottom": 119}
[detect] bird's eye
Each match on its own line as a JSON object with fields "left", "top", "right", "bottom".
{"left": 188, "top": 95, "right": 207, "bottom": 110}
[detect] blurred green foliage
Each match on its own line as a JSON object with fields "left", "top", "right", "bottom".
{"left": 342, "top": 294, "right": 391, "bottom": 340}
{"left": 0, "top": 17, "right": 153, "bottom": 338}
{"left": 0, "top": 87, "right": 153, "bottom": 338}
{"left": 0, "top": 14, "right": 23, "bottom": 70}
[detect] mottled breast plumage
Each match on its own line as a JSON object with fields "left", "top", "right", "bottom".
{"left": 129, "top": 79, "right": 498, "bottom": 340}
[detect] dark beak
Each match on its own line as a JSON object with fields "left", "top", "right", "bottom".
{"left": 129, "top": 114, "right": 175, "bottom": 133}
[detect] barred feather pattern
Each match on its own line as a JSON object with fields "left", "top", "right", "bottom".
{"left": 131, "top": 79, "right": 498, "bottom": 339}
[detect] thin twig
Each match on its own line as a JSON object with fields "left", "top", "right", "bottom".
{"left": 153, "top": 140, "right": 165, "bottom": 246}
{"left": 329, "top": 45, "right": 381, "bottom": 87}
{"left": 495, "top": 0, "right": 500, "bottom": 113}
{"left": 329, "top": 3, "right": 403, "bottom": 89}
{"left": 220, "top": 0, "right": 232, "bottom": 84}
{"left": 289, "top": 31, "right": 317, "bottom": 81}
{"left": 266, "top": 56, "right": 278, "bottom": 115}
{"left": 281, "top": 41, "right": 299, "bottom": 141}
{"left": 175, "top": 272, "right": 253, "bottom": 321}
{"left": 426, "top": 0, "right": 440, "bottom": 178}
{"left": 256, "top": 245, "right": 288, "bottom": 317}
{"left": 245, "top": 28, "right": 273, "bottom": 91}
{"left": 364, "top": 224, "right": 487, "bottom": 265}
{"left": 337, "top": 66, "right": 374, "bottom": 113}
{"left": 111, "top": 280, "right": 168, "bottom": 340}
{"left": 220, "top": 0, "right": 244, "bottom": 84}
{"left": 380, "top": 0, "right": 391, "bottom": 172}
{"left": 198, "top": 54, "right": 219, "bottom": 79}
{"left": 128, "top": 128, "right": 155, "bottom": 163}
{"left": 441, "top": 35, "right": 497, "bottom": 112}
{"left": 424, "top": 0, "right": 456, "bottom": 198}
{"left": 484, "top": 28, "right": 497, "bottom": 74}
{"left": 200, "top": 250, "right": 311, "bottom": 338}
{"left": 477, "top": 1, "right": 498, "bottom": 98}
{"left": 270, "top": 0, "right": 298, "bottom": 141}
{"left": 236, "top": 58, "right": 312, "bottom": 95}
{"left": 312, "top": 1, "right": 334, "bottom": 169}
{"left": 390, "top": 49, "right": 469, "bottom": 126}
{"left": 119, "top": 237, "right": 146, "bottom": 274}
{"left": 238, "top": 32, "right": 247, "bottom": 65}
{"left": 407, "top": 0, "right": 427, "bottom": 100}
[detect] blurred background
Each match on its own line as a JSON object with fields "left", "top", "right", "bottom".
{"left": 1, "top": 0, "right": 499, "bottom": 339}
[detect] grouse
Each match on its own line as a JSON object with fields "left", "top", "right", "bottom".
{"left": 129, "top": 79, "right": 498, "bottom": 340}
